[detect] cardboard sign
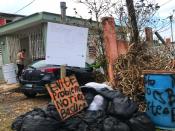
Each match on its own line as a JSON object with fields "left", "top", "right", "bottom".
{"left": 46, "top": 75, "right": 87, "bottom": 120}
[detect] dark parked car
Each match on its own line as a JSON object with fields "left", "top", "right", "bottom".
{"left": 19, "top": 60, "right": 95, "bottom": 97}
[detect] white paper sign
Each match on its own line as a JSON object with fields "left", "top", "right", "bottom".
{"left": 46, "top": 22, "right": 88, "bottom": 67}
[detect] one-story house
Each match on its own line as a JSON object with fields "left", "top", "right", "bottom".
{"left": 0, "top": 11, "right": 127, "bottom": 80}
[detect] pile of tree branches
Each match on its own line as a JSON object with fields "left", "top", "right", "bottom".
{"left": 114, "top": 43, "right": 174, "bottom": 111}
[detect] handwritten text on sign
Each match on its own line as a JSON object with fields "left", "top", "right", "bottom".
{"left": 46, "top": 75, "right": 87, "bottom": 120}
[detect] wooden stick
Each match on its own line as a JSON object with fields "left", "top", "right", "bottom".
{"left": 60, "top": 65, "right": 67, "bottom": 78}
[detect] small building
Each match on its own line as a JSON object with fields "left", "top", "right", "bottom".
{"left": 0, "top": 11, "right": 127, "bottom": 80}
{"left": 0, "top": 12, "right": 25, "bottom": 26}
{"left": 0, "top": 12, "right": 25, "bottom": 78}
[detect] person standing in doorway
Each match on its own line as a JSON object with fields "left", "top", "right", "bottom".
{"left": 16, "top": 49, "right": 26, "bottom": 80}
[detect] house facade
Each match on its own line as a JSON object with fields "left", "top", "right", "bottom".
{"left": 0, "top": 12, "right": 25, "bottom": 26}
{"left": 0, "top": 12, "right": 127, "bottom": 80}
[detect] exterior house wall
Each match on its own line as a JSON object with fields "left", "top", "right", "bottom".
{"left": 4, "top": 24, "right": 45, "bottom": 64}
{"left": 0, "top": 36, "right": 10, "bottom": 79}
{"left": 0, "top": 12, "right": 127, "bottom": 80}
{"left": 0, "top": 25, "right": 45, "bottom": 80}
{"left": 0, "top": 12, "right": 24, "bottom": 25}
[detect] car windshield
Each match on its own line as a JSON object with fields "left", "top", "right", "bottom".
{"left": 29, "top": 60, "right": 48, "bottom": 68}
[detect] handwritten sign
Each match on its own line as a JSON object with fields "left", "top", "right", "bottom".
{"left": 46, "top": 75, "right": 87, "bottom": 120}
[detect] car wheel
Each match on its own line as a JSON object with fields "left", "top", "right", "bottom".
{"left": 24, "top": 92, "right": 37, "bottom": 98}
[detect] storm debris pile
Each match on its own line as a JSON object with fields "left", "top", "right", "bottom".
{"left": 11, "top": 84, "right": 155, "bottom": 131}
{"left": 114, "top": 44, "right": 174, "bottom": 111}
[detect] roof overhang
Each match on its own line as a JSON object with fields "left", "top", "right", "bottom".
{"left": 0, "top": 13, "right": 43, "bottom": 35}
{"left": 0, "top": 11, "right": 102, "bottom": 36}
{"left": 0, "top": 12, "right": 64, "bottom": 36}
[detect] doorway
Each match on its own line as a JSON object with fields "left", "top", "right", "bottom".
{"left": 20, "top": 37, "right": 31, "bottom": 65}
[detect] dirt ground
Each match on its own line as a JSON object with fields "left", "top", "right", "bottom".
{"left": 0, "top": 89, "right": 50, "bottom": 131}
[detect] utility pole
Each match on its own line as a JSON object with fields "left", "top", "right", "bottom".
{"left": 170, "top": 15, "right": 174, "bottom": 43}
{"left": 126, "top": 0, "right": 139, "bottom": 44}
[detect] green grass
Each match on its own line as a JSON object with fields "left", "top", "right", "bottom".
{"left": 0, "top": 105, "right": 13, "bottom": 131}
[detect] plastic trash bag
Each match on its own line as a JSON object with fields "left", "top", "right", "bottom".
{"left": 45, "top": 103, "right": 61, "bottom": 121}
{"left": 95, "top": 88, "right": 123, "bottom": 100}
{"left": 20, "top": 115, "right": 60, "bottom": 131}
{"left": 83, "top": 110, "right": 104, "bottom": 131}
{"left": 60, "top": 117, "right": 82, "bottom": 131}
{"left": 88, "top": 95, "right": 107, "bottom": 111}
{"left": 81, "top": 86, "right": 97, "bottom": 105}
{"left": 83, "top": 110, "right": 105, "bottom": 124}
{"left": 12, "top": 108, "right": 60, "bottom": 131}
{"left": 128, "top": 112, "right": 155, "bottom": 131}
{"left": 11, "top": 114, "right": 28, "bottom": 131}
{"left": 11, "top": 108, "right": 46, "bottom": 131}
{"left": 12, "top": 83, "right": 154, "bottom": 131}
{"left": 103, "top": 116, "right": 130, "bottom": 131}
{"left": 107, "top": 96, "right": 138, "bottom": 119}
{"left": 77, "top": 122, "right": 88, "bottom": 131}
{"left": 85, "top": 82, "right": 113, "bottom": 91}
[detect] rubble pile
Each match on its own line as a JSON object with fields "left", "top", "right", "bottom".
{"left": 11, "top": 83, "right": 155, "bottom": 131}
{"left": 114, "top": 44, "right": 174, "bottom": 111}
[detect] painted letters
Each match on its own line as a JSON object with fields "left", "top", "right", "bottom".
{"left": 46, "top": 75, "right": 87, "bottom": 120}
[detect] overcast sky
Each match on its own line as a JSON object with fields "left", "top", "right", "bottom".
{"left": 0, "top": 0, "right": 174, "bottom": 40}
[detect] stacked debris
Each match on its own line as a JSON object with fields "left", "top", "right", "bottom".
{"left": 11, "top": 83, "right": 155, "bottom": 131}
{"left": 114, "top": 43, "right": 174, "bottom": 111}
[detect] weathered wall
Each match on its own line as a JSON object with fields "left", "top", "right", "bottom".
{"left": 0, "top": 36, "right": 10, "bottom": 80}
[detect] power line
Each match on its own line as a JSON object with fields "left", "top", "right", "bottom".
{"left": 156, "top": 22, "right": 171, "bottom": 32}
{"left": 14, "top": 0, "right": 36, "bottom": 14}
{"left": 158, "top": 26, "right": 170, "bottom": 33}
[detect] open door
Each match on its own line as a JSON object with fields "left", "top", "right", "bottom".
{"left": 20, "top": 37, "right": 31, "bottom": 65}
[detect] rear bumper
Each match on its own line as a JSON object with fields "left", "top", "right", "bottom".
{"left": 19, "top": 79, "right": 46, "bottom": 84}
{"left": 20, "top": 84, "right": 47, "bottom": 94}
{"left": 19, "top": 74, "right": 54, "bottom": 85}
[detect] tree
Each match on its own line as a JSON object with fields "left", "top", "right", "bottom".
{"left": 126, "top": 0, "right": 139, "bottom": 43}
{"left": 75, "top": 0, "right": 159, "bottom": 80}
{"left": 112, "top": 0, "right": 160, "bottom": 42}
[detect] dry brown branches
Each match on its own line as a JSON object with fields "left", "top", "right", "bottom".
{"left": 114, "top": 43, "right": 174, "bottom": 111}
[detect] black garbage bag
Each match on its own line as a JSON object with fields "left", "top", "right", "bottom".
{"left": 83, "top": 110, "right": 105, "bottom": 124}
{"left": 60, "top": 117, "right": 82, "bottom": 130}
{"left": 88, "top": 123, "right": 103, "bottom": 131}
{"left": 82, "top": 110, "right": 104, "bottom": 131}
{"left": 59, "top": 110, "right": 91, "bottom": 131}
{"left": 103, "top": 116, "right": 130, "bottom": 131}
{"left": 77, "top": 122, "right": 88, "bottom": 131}
{"left": 128, "top": 112, "right": 155, "bottom": 131}
{"left": 11, "top": 114, "right": 27, "bottom": 131}
{"left": 81, "top": 86, "right": 97, "bottom": 105}
{"left": 45, "top": 103, "right": 61, "bottom": 121}
{"left": 11, "top": 108, "right": 46, "bottom": 131}
{"left": 12, "top": 108, "right": 60, "bottom": 131}
{"left": 20, "top": 115, "right": 60, "bottom": 131}
{"left": 95, "top": 88, "right": 124, "bottom": 100}
{"left": 107, "top": 96, "right": 138, "bottom": 119}
{"left": 60, "top": 105, "right": 105, "bottom": 131}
